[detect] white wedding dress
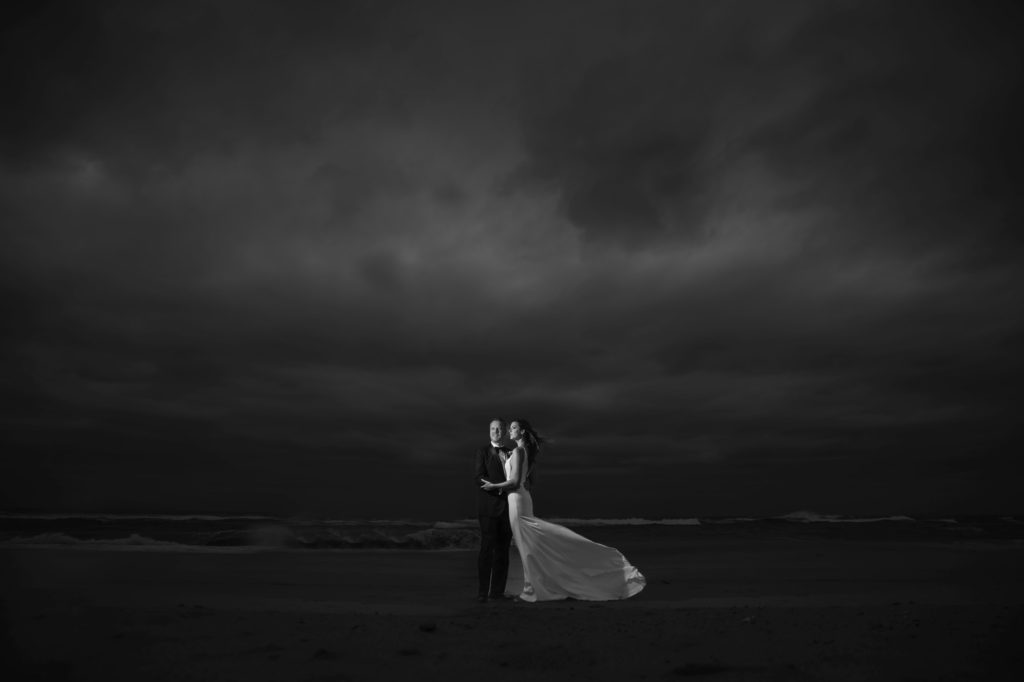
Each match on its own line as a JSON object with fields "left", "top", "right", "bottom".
{"left": 504, "top": 455, "right": 646, "bottom": 601}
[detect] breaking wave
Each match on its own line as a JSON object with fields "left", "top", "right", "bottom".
{"left": 7, "top": 532, "right": 178, "bottom": 546}
{"left": 434, "top": 518, "right": 701, "bottom": 528}
{"left": 5, "top": 513, "right": 1018, "bottom": 554}
{"left": 1, "top": 527, "right": 480, "bottom": 552}
{"left": 549, "top": 517, "right": 701, "bottom": 526}
{"left": 0, "top": 513, "right": 278, "bottom": 522}
{"left": 775, "top": 511, "right": 916, "bottom": 523}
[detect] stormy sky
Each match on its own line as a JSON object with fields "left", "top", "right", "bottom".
{"left": 2, "top": 0, "right": 1022, "bottom": 519}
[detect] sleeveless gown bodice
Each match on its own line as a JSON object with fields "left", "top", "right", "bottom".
{"left": 503, "top": 455, "right": 646, "bottom": 602}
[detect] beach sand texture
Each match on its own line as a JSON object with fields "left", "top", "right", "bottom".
{"left": 3, "top": 525, "right": 1023, "bottom": 681}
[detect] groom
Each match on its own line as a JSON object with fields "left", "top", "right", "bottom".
{"left": 475, "top": 418, "right": 514, "bottom": 603}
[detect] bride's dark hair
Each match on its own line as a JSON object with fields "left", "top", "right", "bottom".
{"left": 512, "top": 418, "right": 545, "bottom": 483}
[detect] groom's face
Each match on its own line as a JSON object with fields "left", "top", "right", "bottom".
{"left": 489, "top": 420, "right": 505, "bottom": 444}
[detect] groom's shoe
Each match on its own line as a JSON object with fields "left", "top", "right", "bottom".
{"left": 476, "top": 594, "right": 488, "bottom": 603}
{"left": 488, "top": 594, "right": 513, "bottom": 602}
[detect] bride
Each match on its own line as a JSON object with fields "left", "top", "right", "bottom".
{"left": 480, "top": 419, "right": 646, "bottom": 602}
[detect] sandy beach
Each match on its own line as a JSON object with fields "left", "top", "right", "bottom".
{"left": 3, "top": 526, "right": 1023, "bottom": 681}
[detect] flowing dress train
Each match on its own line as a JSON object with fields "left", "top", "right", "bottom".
{"left": 504, "top": 457, "right": 646, "bottom": 602}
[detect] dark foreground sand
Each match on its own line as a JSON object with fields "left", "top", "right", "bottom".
{"left": 3, "top": 531, "right": 1023, "bottom": 681}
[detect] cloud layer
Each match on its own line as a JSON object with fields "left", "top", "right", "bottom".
{"left": 2, "top": 0, "right": 1022, "bottom": 517}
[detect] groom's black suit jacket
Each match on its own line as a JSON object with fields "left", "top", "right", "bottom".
{"left": 475, "top": 444, "right": 509, "bottom": 517}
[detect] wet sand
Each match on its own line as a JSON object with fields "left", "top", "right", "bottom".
{"left": 2, "top": 531, "right": 1023, "bottom": 681}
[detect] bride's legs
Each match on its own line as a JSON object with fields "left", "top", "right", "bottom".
{"left": 508, "top": 492, "right": 537, "bottom": 600}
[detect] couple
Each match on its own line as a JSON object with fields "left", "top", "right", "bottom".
{"left": 476, "top": 418, "right": 646, "bottom": 603}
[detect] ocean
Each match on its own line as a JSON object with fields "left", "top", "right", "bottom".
{"left": 2, "top": 511, "right": 1022, "bottom": 552}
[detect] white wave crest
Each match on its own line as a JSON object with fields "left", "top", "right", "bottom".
{"left": 776, "top": 511, "right": 915, "bottom": 523}
{"left": 433, "top": 520, "right": 477, "bottom": 529}
{"left": 0, "top": 532, "right": 230, "bottom": 552}
{"left": 548, "top": 518, "right": 701, "bottom": 526}
{"left": 0, "top": 512, "right": 278, "bottom": 522}
{"left": 434, "top": 518, "right": 702, "bottom": 528}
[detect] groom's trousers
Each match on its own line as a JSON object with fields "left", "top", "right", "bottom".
{"left": 477, "top": 512, "right": 513, "bottom": 596}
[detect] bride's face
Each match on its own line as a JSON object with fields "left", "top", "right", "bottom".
{"left": 509, "top": 422, "right": 522, "bottom": 440}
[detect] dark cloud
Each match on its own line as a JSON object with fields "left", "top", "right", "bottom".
{"left": 511, "top": 57, "right": 715, "bottom": 246}
{"left": 1, "top": 0, "right": 1022, "bottom": 518}
{"left": 746, "top": 1, "right": 1024, "bottom": 260}
{"left": 1, "top": 0, "right": 398, "bottom": 168}
{"left": 504, "top": 0, "right": 1024, "bottom": 262}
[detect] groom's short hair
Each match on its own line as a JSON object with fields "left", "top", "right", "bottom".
{"left": 490, "top": 418, "right": 506, "bottom": 428}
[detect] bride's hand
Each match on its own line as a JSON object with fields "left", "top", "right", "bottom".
{"left": 480, "top": 479, "right": 498, "bottom": 490}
